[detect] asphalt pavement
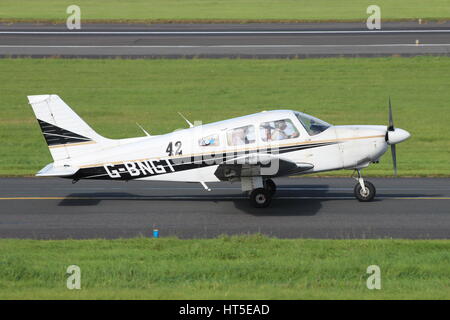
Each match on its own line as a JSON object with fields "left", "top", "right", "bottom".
{"left": 0, "top": 177, "right": 449, "bottom": 239}
{"left": 1, "top": 21, "right": 450, "bottom": 58}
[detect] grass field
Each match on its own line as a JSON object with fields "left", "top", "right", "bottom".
{"left": 0, "top": 0, "right": 450, "bottom": 23}
{"left": 0, "top": 57, "right": 449, "bottom": 177}
{"left": 0, "top": 236, "right": 449, "bottom": 299}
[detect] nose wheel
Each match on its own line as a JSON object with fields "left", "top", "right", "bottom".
{"left": 353, "top": 169, "right": 376, "bottom": 202}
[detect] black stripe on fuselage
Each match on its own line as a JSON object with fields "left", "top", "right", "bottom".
{"left": 37, "top": 119, "right": 92, "bottom": 146}
{"left": 71, "top": 141, "right": 337, "bottom": 180}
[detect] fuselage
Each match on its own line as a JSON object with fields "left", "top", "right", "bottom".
{"left": 60, "top": 110, "right": 405, "bottom": 182}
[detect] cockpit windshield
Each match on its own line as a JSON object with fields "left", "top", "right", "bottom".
{"left": 295, "top": 112, "right": 331, "bottom": 136}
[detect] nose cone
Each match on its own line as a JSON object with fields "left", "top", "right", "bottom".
{"left": 387, "top": 128, "right": 411, "bottom": 145}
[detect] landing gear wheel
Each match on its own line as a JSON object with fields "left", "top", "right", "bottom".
{"left": 249, "top": 188, "right": 272, "bottom": 208}
{"left": 354, "top": 181, "right": 376, "bottom": 202}
{"left": 264, "top": 179, "right": 277, "bottom": 196}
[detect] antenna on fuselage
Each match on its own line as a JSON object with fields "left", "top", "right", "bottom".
{"left": 178, "top": 112, "right": 194, "bottom": 128}
{"left": 200, "top": 181, "right": 211, "bottom": 192}
{"left": 136, "top": 122, "right": 151, "bottom": 136}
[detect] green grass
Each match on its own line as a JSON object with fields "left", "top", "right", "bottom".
{"left": 0, "top": 57, "right": 449, "bottom": 177}
{"left": 0, "top": 0, "right": 449, "bottom": 23}
{"left": 0, "top": 236, "right": 449, "bottom": 299}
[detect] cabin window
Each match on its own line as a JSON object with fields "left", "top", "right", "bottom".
{"left": 227, "top": 125, "right": 256, "bottom": 146}
{"left": 199, "top": 134, "right": 220, "bottom": 147}
{"left": 295, "top": 113, "right": 331, "bottom": 136}
{"left": 259, "top": 119, "right": 299, "bottom": 142}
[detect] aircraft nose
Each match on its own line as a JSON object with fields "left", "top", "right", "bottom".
{"left": 387, "top": 128, "right": 411, "bottom": 145}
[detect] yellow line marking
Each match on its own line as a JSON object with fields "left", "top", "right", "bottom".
{"left": 393, "top": 197, "right": 450, "bottom": 200}
{"left": 0, "top": 196, "right": 449, "bottom": 200}
{"left": 0, "top": 197, "right": 81, "bottom": 200}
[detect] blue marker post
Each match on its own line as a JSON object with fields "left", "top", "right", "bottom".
{"left": 153, "top": 228, "right": 159, "bottom": 238}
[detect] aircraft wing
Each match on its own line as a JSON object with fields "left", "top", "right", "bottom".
{"left": 214, "top": 153, "right": 313, "bottom": 181}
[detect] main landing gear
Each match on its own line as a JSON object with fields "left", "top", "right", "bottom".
{"left": 242, "top": 177, "right": 277, "bottom": 208}
{"left": 249, "top": 188, "right": 272, "bottom": 208}
{"left": 263, "top": 178, "right": 277, "bottom": 197}
{"left": 352, "top": 169, "right": 376, "bottom": 202}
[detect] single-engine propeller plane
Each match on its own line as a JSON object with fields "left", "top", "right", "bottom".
{"left": 28, "top": 95, "right": 410, "bottom": 207}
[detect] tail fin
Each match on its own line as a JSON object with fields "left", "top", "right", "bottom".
{"left": 28, "top": 94, "right": 109, "bottom": 161}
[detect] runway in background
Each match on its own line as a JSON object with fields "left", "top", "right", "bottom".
{"left": 1, "top": 21, "right": 450, "bottom": 58}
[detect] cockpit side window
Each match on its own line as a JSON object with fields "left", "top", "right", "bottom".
{"left": 227, "top": 125, "right": 256, "bottom": 146}
{"left": 199, "top": 134, "right": 220, "bottom": 147}
{"left": 295, "top": 112, "right": 331, "bottom": 136}
{"left": 260, "top": 119, "right": 299, "bottom": 142}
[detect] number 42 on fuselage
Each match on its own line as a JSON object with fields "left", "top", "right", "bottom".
{"left": 28, "top": 95, "right": 410, "bottom": 207}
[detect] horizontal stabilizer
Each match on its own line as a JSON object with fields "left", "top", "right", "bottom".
{"left": 36, "top": 163, "right": 79, "bottom": 177}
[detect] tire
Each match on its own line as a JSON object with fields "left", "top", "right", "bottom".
{"left": 264, "top": 178, "right": 277, "bottom": 196}
{"left": 249, "top": 188, "right": 272, "bottom": 208}
{"left": 354, "top": 181, "right": 376, "bottom": 202}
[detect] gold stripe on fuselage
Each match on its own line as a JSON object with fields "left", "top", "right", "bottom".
{"left": 48, "top": 141, "right": 97, "bottom": 149}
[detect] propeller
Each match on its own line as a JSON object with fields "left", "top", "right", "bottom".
{"left": 385, "top": 97, "right": 397, "bottom": 176}
{"left": 388, "top": 97, "right": 394, "bottom": 131}
{"left": 391, "top": 144, "right": 397, "bottom": 176}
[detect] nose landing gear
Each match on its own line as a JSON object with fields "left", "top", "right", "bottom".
{"left": 352, "top": 169, "right": 376, "bottom": 202}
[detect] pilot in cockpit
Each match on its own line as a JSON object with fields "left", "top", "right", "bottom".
{"left": 272, "top": 120, "right": 299, "bottom": 140}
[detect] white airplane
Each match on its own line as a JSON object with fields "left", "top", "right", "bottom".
{"left": 28, "top": 95, "right": 410, "bottom": 208}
